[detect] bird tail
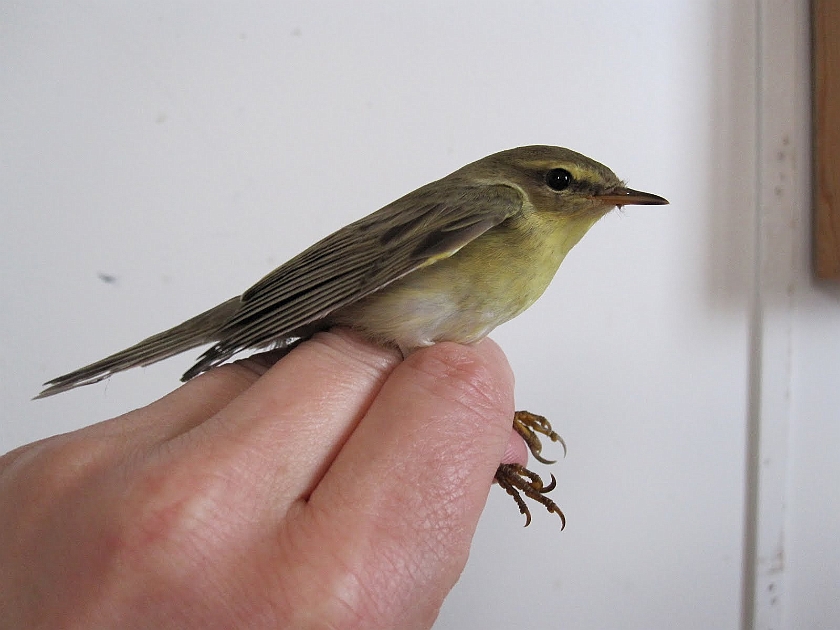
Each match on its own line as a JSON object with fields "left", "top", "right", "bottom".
{"left": 35, "top": 297, "right": 241, "bottom": 399}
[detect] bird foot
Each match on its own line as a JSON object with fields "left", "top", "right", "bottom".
{"left": 513, "top": 410, "right": 566, "bottom": 464}
{"left": 495, "top": 463, "right": 565, "bottom": 529}
{"left": 494, "top": 410, "right": 566, "bottom": 528}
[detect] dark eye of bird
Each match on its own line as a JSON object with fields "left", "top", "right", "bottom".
{"left": 545, "top": 168, "right": 573, "bottom": 191}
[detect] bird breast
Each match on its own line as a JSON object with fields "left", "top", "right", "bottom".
{"left": 332, "top": 210, "right": 598, "bottom": 353}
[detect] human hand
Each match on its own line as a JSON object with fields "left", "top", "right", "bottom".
{"left": 0, "top": 330, "right": 524, "bottom": 629}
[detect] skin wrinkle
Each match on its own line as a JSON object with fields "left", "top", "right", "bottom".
{"left": 10, "top": 435, "right": 118, "bottom": 526}
{"left": 13, "top": 452, "right": 142, "bottom": 629}
{"left": 307, "top": 329, "right": 403, "bottom": 378}
{"left": 272, "top": 507, "right": 374, "bottom": 629}
{"left": 193, "top": 363, "right": 264, "bottom": 399}
{"left": 401, "top": 341, "right": 514, "bottom": 431}
{"left": 396, "top": 347, "right": 515, "bottom": 497}
{"left": 100, "top": 471, "right": 292, "bottom": 630}
{"left": 325, "top": 524, "right": 436, "bottom": 630}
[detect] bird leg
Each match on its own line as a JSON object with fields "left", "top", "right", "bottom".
{"left": 494, "top": 410, "right": 566, "bottom": 528}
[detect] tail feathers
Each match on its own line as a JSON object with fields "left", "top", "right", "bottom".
{"left": 35, "top": 297, "right": 241, "bottom": 399}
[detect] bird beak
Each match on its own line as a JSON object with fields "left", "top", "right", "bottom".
{"left": 592, "top": 187, "right": 669, "bottom": 208}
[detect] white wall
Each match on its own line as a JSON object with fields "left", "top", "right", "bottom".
{"left": 0, "top": 2, "right": 835, "bottom": 629}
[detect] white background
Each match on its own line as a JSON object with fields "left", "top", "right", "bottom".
{"left": 1, "top": 2, "right": 837, "bottom": 629}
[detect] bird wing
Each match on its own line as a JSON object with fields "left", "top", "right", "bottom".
{"left": 194, "top": 182, "right": 522, "bottom": 368}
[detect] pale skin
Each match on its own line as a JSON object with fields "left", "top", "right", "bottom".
{"left": 0, "top": 330, "right": 528, "bottom": 630}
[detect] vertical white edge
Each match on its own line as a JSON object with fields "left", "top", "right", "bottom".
{"left": 744, "top": 0, "right": 805, "bottom": 628}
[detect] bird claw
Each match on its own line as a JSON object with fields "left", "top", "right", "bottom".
{"left": 493, "top": 410, "right": 566, "bottom": 528}
{"left": 495, "top": 463, "right": 565, "bottom": 529}
{"left": 540, "top": 473, "right": 557, "bottom": 494}
{"left": 513, "top": 410, "right": 567, "bottom": 463}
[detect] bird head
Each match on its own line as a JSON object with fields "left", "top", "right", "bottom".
{"left": 465, "top": 145, "right": 668, "bottom": 218}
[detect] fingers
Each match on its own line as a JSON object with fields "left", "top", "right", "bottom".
{"left": 276, "top": 339, "right": 515, "bottom": 627}
{"left": 5, "top": 333, "right": 519, "bottom": 629}
{"left": 316, "top": 338, "right": 515, "bottom": 535}
{"left": 156, "top": 330, "right": 403, "bottom": 512}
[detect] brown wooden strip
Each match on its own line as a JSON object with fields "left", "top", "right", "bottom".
{"left": 814, "top": 0, "right": 840, "bottom": 278}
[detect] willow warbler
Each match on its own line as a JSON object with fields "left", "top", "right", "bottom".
{"left": 37, "top": 145, "right": 668, "bottom": 526}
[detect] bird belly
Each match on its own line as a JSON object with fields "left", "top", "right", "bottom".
{"left": 334, "top": 281, "right": 513, "bottom": 354}
{"left": 332, "top": 216, "right": 579, "bottom": 353}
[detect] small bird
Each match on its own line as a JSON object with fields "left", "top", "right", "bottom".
{"left": 37, "top": 145, "right": 668, "bottom": 526}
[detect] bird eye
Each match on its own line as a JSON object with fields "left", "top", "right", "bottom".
{"left": 545, "top": 168, "right": 573, "bottom": 191}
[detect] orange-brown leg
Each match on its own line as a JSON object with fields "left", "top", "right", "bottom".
{"left": 493, "top": 410, "right": 566, "bottom": 528}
